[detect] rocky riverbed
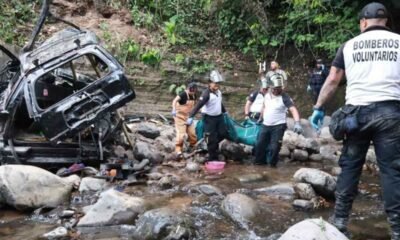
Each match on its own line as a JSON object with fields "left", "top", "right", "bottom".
{"left": 0, "top": 119, "right": 388, "bottom": 240}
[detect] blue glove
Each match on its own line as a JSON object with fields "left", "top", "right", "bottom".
{"left": 309, "top": 108, "right": 325, "bottom": 130}
{"left": 186, "top": 117, "right": 194, "bottom": 126}
{"left": 171, "top": 110, "right": 176, "bottom": 117}
{"left": 293, "top": 121, "right": 303, "bottom": 134}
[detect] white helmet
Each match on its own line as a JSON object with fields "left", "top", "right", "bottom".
{"left": 269, "top": 73, "right": 284, "bottom": 88}
{"left": 210, "top": 70, "right": 224, "bottom": 83}
{"left": 260, "top": 78, "right": 268, "bottom": 89}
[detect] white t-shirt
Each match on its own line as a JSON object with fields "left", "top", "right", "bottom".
{"left": 332, "top": 26, "right": 400, "bottom": 105}
{"left": 201, "top": 89, "right": 223, "bottom": 116}
{"left": 262, "top": 92, "right": 294, "bottom": 126}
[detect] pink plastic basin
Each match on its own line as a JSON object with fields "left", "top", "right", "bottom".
{"left": 205, "top": 161, "right": 226, "bottom": 171}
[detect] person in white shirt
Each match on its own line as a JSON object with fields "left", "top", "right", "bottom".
{"left": 244, "top": 79, "right": 268, "bottom": 121}
{"left": 254, "top": 73, "right": 302, "bottom": 167}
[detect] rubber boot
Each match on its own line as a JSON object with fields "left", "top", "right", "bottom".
{"left": 329, "top": 215, "right": 351, "bottom": 238}
{"left": 388, "top": 213, "right": 400, "bottom": 240}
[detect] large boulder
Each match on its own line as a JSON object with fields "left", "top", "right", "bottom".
{"left": 319, "top": 145, "right": 340, "bottom": 163}
{"left": 255, "top": 183, "right": 295, "bottom": 200}
{"left": 221, "top": 193, "right": 259, "bottom": 225}
{"left": 279, "top": 218, "right": 349, "bottom": 240}
{"left": 134, "top": 140, "right": 163, "bottom": 164}
{"left": 0, "top": 165, "right": 78, "bottom": 210}
{"left": 133, "top": 207, "right": 192, "bottom": 240}
{"left": 293, "top": 168, "right": 336, "bottom": 199}
{"left": 220, "top": 140, "right": 247, "bottom": 161}
{"left": 77, "top": 189, "right": 146, "bottom": 227}
{"left": 137, "top": 122, "right": 161, "bottom": 139}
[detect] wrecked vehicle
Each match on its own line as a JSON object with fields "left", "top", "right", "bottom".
{"left": 0, "top": 1, "right": 135, "bottom": 166}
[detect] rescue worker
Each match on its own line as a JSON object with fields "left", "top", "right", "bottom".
{"left": 309, "top": 3, "right": 400, "bottom": 239}
{"left": 265, "top": 61, "right": 288, "bottom": 88}
{"left": 255, "top": 74, "right": 302, "bottom": 167}
{"left": 307, "top": 59, "right": 329, "bottom": 104}
{"left": 244, "top": 79, "right": 268, "bottom": 121}
{"left": 187, "top": 70, "right": 227, "bottom": 162}
{"left": 171, "top": 82, "right": 198, "bottom": 158}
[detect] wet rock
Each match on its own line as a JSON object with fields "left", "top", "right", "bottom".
{"left": 221, "top": 193, "right": 259, "bottom": 225}
{"left": 146, "top": 172, "right": 164, "bottom": 180}
{"left": 82, "top": 167, "right": 99, "bottom": 176}
{"left": 0, "top": 165, "right": 78, "bottom": 210}
{"left": 134, "top": 140, "right": 163, "bottom": 164}
{"left": 304, "top": 138, "right": 320, "bottom": 152}
{"left": 291, "top": 149, "right": 309, "bottom": 161}
{"left": 319, "top": 126, "right": 335, "bottom": 142}
{"left": 236, "top": 173, "right": 265, "bottom": 183}
{"left": 137, "top": 122, "right": 160, "bottom": 139}
{"left": 133, "top": 207, "right": 192, "bottom": 240}
{"left": 79, "top": 177, "right": 110, "bottom": 193}
{"left": 59, "top": 210, "right": 75, "bottom": 218}
{"left": 159, "top": 126, "right": 175, "bottom": 141}
{"left": 293, "top": 183, "right": 317, "bottom": 200}
{"left": 196, "top": 184, "right": 223, "bottom": 196}
{"left": 43, "top": 226, "right": 68, "bottom": 239}
{"left": 113, "top": 145, "right": 127, "bottom": 159}
{"left": 319, "top": 145, "right": 339, "bottom": 162}
{"left": 283, "top": 130, "right": 300, "bottom": 150}
{"left": 293, "top": 168, "right": 336, "bottom": 199}
{"left": 331, "top": 167, "right": 342, "bottom": 176}
{"left": 158, "top": 175, "right": 178, "bottom": 190}
{"left": 279, "top": 218, "right": 349, "bottom": 240}
{"left": 266, "top": 233, "right": 283, "bottom": 240}
{"left": 309, "top": 153, "right": 323, "bottom": 162}
{"left": 154, "top": 136, "right": 175, "bottom": 153}
{"left": 255, "top": 183, "right": 295, "bottom": 200}
{"left": 77, "top": 189, "right": 146, "bottom": 227}
{"left": 279, "top": 145, "right": 291, "bottom": 158}
{"left": 292, "top": 199, "right": 314, "bottom": 211}
{"left": 186, "top": 162, "right": 201, "bottom": 172}
{"left": 220, "top": 140, "right": 247, "bottom": 161}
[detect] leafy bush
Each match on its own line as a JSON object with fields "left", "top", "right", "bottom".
{"left": 141, "top": 48, "right": 162, "bottom": 66}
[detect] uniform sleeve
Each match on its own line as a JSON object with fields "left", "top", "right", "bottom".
{"left": 247, "top": 91, "right": 258, "bottom": 102}
{"left": 281, "top": 70, "right": 288, "bottom": 81}
{"left": 282, "top": 93, "right": 294, "bottom": 108}
{"left": 332, "top": 44, "right": 346, "bottom": 70}
{"left": 189, "top": 89, "right": 210, "bottom": 117}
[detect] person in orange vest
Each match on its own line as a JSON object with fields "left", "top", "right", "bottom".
{"left": 171, "top": 82, "right": 198, "bottom": 159}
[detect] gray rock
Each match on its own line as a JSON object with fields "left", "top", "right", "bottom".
{"left": 146, "top": 172, "right": 164, "bottom": 180}
{"left": 304, "top": 138, "right": 320, "bottom": 152}
{"left": 196, "top": 184, "right": 223, "bottom": 196}
{"left": 283, "top": 131, "right": 300, "bottom": 150}
{"left": 319, "top": 145, "right": 339, "bottom": 162}
{"left": 137, "top": 122, "right": 161, "bottom": 139}
{"left": 154, "top": 136, "right": 175, "bottom": 153}
{"left": 157, "top": 175, "right": 179, "bottom": 190}
{"left": 221, "top": 193, "right": 258, "bottom": 226}
{"left": 331, "top": 167, "right": 342, "bottom": 176}
{"left": 159, "top": 126, "right": 176, "bottom": 141}
{"left": 309, "top": 154, "right": 323, "bottom": 162}
{"left": 133, "top": 207, "right": 192, "bottom": 240}
{"left": 236, "top": 173, "right": 265, "bottom": 183}
{"left": 255, "top": 183, "right": 295, "bottom": 200}
{"left": 43, "top": 226, "right": 68, "bottom": 239}
{"left": 279, "top": 145, "right": 291, "bottom": 158}
{"left": 292, "top": 199, "right": 314, "bottom": 211}
{"left": 186, "top": 162, "right": 201, "bottom": 172}
{"left": 319, "top": 126, "right": 335, "bottom": 142}
{"left": 113, "top": 145, "right": 127, "bottom": 159}
{"left": 134, "top": 140, "right": 163, "bottom": 164}
{"left": 59, "top": 210, "right": 75, "bottom": 218}
{"left": 220, "top": 140, "right": 247, "bottom": 161}
{"left": 291, "top": 149, "right": 309, "bottom": 161}
{"left": 293, "top": 168, "right": 336, "bottom": 199}
{"left": 77, "top": 189, "right": 146, "bottom": 227}
{"left": 0, "top": 165, "right": 78, "bottom": 210}
{"left": 293, "top": 183, "right": 317, "bottom": 200}
{"left": 79, "top": 177, "right": 110, "bottom": 193}
{"left": 279, "top": 218, "right": 349, "bottom": 240}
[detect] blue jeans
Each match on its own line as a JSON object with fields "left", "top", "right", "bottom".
{"left": 255, "top": 124, "right": 286, "bottom": 166}
{"left": 333, "top": 101, "right": 400, "bottom": 237}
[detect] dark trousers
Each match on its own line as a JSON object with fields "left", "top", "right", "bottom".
{"left": 333, "top": 101, "right": 400, "bottom": 236}
{"left": 255, "top": 124, "right": 286, "bottom": 166}
{"left": 204, "top": 114, "right": 227, "bottom": 161}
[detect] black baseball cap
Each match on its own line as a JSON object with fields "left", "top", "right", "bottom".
{"left": 359, "top": 2, "right": 388, "bottom": 20}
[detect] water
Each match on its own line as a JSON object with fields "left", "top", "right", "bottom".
{"left": 0, "top": 161, "right": 390, "bottom": 239}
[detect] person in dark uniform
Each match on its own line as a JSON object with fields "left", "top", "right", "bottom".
{"left": 310, "top": 2, "right": 400, "bottom": 239}
{"left": 187, "top": 70, "right": 227, "bottom": 161}
{"left": 244, "top": 79, "right": 268, "bottom": 121}
{"left": 307, "top": 59, "right": 329, "bottom": 104}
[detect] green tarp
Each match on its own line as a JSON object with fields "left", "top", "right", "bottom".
{"left": 195, "top": 115, "right": 261, "bottom": 146}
